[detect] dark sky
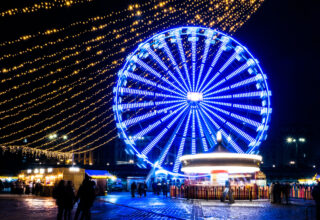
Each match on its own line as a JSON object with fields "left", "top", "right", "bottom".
{"left": 235, "top": 0, "right": 320, "bottom": 150}
{"left": 0, "top": 0, "right": 319, "bottom": 156}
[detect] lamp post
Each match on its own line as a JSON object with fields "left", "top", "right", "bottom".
{"left": 286, "top": 137, "right": 306, "bottom": 167}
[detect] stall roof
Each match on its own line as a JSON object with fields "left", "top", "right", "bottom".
{"left": 85, "top": 170, "right": 113, "bottom": 179}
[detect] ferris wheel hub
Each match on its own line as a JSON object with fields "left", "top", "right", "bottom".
{"left": 187, "top": 92, "right": 203, "bottom": 102}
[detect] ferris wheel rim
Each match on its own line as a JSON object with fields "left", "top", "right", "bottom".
{"left": 113, "top": 26, "right": 271, "bottom": 176}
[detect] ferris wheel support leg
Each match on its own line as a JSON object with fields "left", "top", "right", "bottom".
{"left": 145, "top": 165, "right": 157, "bottom": 185}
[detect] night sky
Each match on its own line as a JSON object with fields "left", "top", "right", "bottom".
{"left": 0, "top": 0, "right": 319, "bottom": 166}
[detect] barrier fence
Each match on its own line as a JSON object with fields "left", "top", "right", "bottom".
{"left": 170, "top": 185, "right": 315, "bottom": 200}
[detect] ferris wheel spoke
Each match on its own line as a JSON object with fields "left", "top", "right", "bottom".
{"left": 143, "top": 44, "right": 188, "bottom": 93}
{"left": 232, "top": 91, "right": 270, "bottom": 99}
{"left": 122, "top": 103, "right": 185, "bottom": 127}
{"left": 174, "top": 30, "right": 192, "bottom": 91}
{"left": 132, "top": 56, "right": 186, "bottom": 95}
{"left": 157, "top": 110, "right": 188, "bottom": 167}
{"left": 191, "top": 109, "right": 196, "bottom": 154}
{"left": 198, "top": 37, "right": 229, "bottom": 92}
{"left": 196, "top": 30, "right": 214, "bottom": 92}
{"left": 124, "top": 71, "right": 184, "bottom": 97}
{"left": 220, "top": 129, "right": 244, "bottom": 153}
{"left": 173, "top": 109, "right": 192, "bottom": 173}
{"left": 202, "top": 101, "right": 262, "bottom": 129}
{"left": 117, "top": 87, "right": 184, "bottom": 100}
{"left": 199, "top": 104, "right": 224, "bottom": 128}
{"left": 200, "top": 105, "right": 244, "bottom": 153}
{"left": 190, "top": 28, "right": 197, "bottom": 92}
{"left": 195, "top": 110, "right": 209, "bottom": 152}
{"left": 158, "top": 37, "right": 190, "bottom": 92}
{"left": 119, "top": 100, "right": 184, "bottom": 111}
{"left": 200, "top": 47, "right": 244, "bottom": 93}
{"left": 204, "top": 90, "right": 270, "bottom": 101}
{"left": 203, "top": 74, "right": 264, "bottom": 97}
{"left": 141, "top": 105, "right": 188, "bottom": 156}
{"left": 198, "top": 108, "right": 218, "bottom": 145}
{"left": 200, "top": 103, "right": 255, "bottom": 144}
{"left": 132, "top": 103, "right": 187, "bottom": 140}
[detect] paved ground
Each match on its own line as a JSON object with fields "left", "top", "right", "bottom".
{"left": 0, "top": 193, "right": 316, "bottom": 219}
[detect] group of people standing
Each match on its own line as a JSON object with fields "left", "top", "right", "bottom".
{"left": 130, "top": 181, "right": 147, "bottom": 197}
{"left": 152, "top": 180, "right": 169, "bottom": 197}
{"left": 53, "top": 175, "right": 96, "bottom": 220}
{"left": 269, "top": 182, "right": 291, "bottom": 204}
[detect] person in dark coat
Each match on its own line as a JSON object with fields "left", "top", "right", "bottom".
{"left": 273, "top": 182, "right": 281, "bottom": 204}
{"left": 64, "top": 181, "right": 75, "bottom": 220}
{"left": 131, "top": 182, "right": 137, "bottom": 198}
{"left": 162, "top": 181, "right": 168, "bottom": 198}
{"left": 74, "top": 176, "right": 96, "bottom": 220}
{"left": 142, "top": 182, "right": 147, "bottom": 197}
{"left": 284, "top": 183, "right": 290, "bottom": 205}
{"left": 312, "top": 181, "right": 320, "bottom": 220}
{"left": 53, "top": 180, "right": 65, "bottom": 220}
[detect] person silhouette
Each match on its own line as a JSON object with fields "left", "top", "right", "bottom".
{"left": 53, "top": 180, "right": 65, "bottom": 220}
{"left": 64, "top": 181, "right": 75, "bottom": 220}
{"left": 131, "top": 182, "right": 137, "bottom": 198}
{"left": 74, "top": 175, "right": 96, "bottom": 220}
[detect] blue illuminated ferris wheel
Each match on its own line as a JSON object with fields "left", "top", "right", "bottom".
{"left": 113, "top": 26, "right": 272, "bottom": 175}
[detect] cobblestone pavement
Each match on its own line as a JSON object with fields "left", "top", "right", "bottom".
{"left": 0, "top": 193, "right": 316, "bottom": 219}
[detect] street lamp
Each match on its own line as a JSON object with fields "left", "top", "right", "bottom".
{"left": 286, "top": 136, "right": 306, "bottom": 167}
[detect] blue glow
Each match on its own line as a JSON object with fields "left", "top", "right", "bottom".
{"left": 173, "top": 110, "right": 191, "bottom": 173}
{"left": 191, "top": 110, "right": 196, "bottom": 155}
{"left": 123, "top": 103, "right": 184, "bottom": 127}
{"left": 195, "top": 110, "right": 209, "bottom": 151}
{"left": 159, "top": 37, "right": 189, "bottom": 92}
{"left": 158, "top": 111, "right": 187, "bottom": 166}
{"left": 133, "top": 104, "right": 186, "bottom": 140}
{"left": 125, "top": 71, "right": 183, "bottom": 97}
{"left": 198, "top": 39, "right": 228, "bottom": 92}
{"left": 198, "top": 108, "right": 218, "bottom": 145}
{"left": 113, "top": 26, "right": 271, "bottom": 176}
{"left": 144, "top": 44, "right": 187, "bottom": 92}
{"left": 174, "top": 30, "right": 192, "bottom": 91}
{"left": 226, "top": 122, "right": 255, "bottom": 143}
{"left": 133, "top": 56, "right": 186, "bottom": 95}
{"left": 196, "top": 32, "right": 212, "bottom": 92}
{"left": 190, "top": 29, "right": 197, "bottom": 92}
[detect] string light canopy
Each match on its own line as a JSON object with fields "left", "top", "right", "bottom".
{"left": 0, "top": 0, "right": 265, "bottom": 158}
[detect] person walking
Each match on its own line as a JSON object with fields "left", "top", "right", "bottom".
{"left": 162, "top": 181, "right": 168, "bottom": 198}
{"left": 53, "top": 180, "right": 65, "bottom": 220}
{"left": 269, "top": 182, "right": 275, "bottom": 203}
{"left": 64, "top": 181, "right": 75, "bottom": 220}
{"left": 74, "top": 176, "right": 96, "bottom": 220}
{"left": 131, "top": 182, "right": 137, "bottom": 198}
{"left": 312, "top": 181, "right": 320, "bottom": 220}
{"left": 274, "top": 182, "right": 281, "bottom": 204}
{"left": 142, "top": 182, "right": 147, "bottom": 197}
{"left": 284, "top": 183, "right": 290, "bottom": 205}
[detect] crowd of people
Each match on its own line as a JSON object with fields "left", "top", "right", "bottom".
{"left": 0, "top": 179, "right": 44, "bottom": 195}
{"left": 130, "top": 180, "right": 170, "bottom": 198}
{"left": 152, "top": 180, "right": 169, "bottom": 197}
{"left": 130, "top": 181, "right": 147, "bottom": 197}
{"left": 269, "top": 182, "right": 291, "bottom": 204}
{"left": 53, "top": 175, "right": 96, "bottom": 220}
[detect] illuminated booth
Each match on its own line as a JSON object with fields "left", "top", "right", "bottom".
{"left": 180, "top": 133, "right": 263, "bottom": 186}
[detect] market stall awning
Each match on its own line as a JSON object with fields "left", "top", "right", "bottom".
{"left": 85, "top": 170, "right": 114, "bottom": 179}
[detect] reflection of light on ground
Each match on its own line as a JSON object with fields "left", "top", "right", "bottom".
{"left": 25, "top": 198, "right": 56, "bottom": 209}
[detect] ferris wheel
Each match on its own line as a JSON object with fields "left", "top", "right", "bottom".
{"left": 113, "top": 26, "right": 271, "bottom": 175}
